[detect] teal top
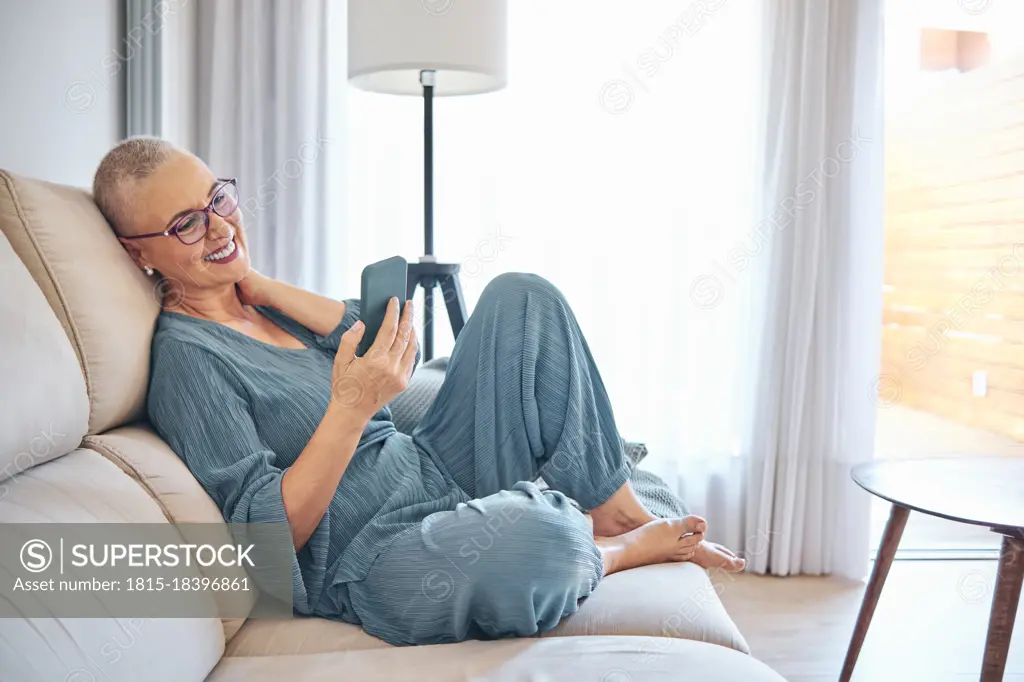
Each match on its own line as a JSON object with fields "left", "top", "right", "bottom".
{"left": 146, "top": 302, "right": 465, "bottom": 621}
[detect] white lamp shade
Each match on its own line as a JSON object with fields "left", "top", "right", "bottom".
{"left": 348, "top": 0, "right": 507, "bottom": 96}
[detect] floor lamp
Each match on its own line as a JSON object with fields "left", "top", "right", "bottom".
{"left": 348, "top": 0, "right": 508, "bottom": 361}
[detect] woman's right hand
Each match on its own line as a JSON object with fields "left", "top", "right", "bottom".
{"left": 286, "top": 300, "right": 414, "bottom": 549}
{"left": 329, "top": 297, "right": 418, "bottom": 422}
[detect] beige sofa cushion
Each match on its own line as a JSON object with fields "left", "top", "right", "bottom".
{"left": 225, "top": 562, "right": 748, "bottom": 657}
{"left": 225, "top": 615, "right": 391, "bottom": 657}
{"left": 0, "top": 228, "right": 87, "bottom": 481}
{"left": 83, "top": 425, "right": 224, "bottom": 523}
{"left": 545, "top": 562, "right": 750, "bottom": 653}
{"left": 211, "top": 636, "right": 785, "bottom": 682}
{"left": 83, "top": 424, "right": 257, "bottom": 641}
{"left": 0, "top": 170, "right": 160, "bottom": 435}
{"left": 0, "top": 449, "right": 225, "bottom": 682}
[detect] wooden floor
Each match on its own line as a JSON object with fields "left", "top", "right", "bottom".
{"left": 875, "top": 405, "right": 1024, "bottom": 461}
{"left": 718, "top": 559, "right": 1024, "bottom": 682}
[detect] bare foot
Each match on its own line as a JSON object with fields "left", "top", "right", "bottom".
{"left": 589, "top": 481, "right": 659, "bottom": 536}
{"left": 597, "top": 516, "right": 707, "bottom": 576}
{"left": 690, "top": 541, "right": 745, "bottom": 572}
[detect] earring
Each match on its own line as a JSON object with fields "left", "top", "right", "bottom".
{"left": 143, "top": 266, "right": 154, "bottom": 276}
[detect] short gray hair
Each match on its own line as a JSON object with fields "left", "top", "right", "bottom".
{"left": 93, "top": 136, "right": 177, "bottom": 236}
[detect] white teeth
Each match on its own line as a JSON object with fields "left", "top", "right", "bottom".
{"left": 203, "top": 239, "right": 236, "bottom": 262}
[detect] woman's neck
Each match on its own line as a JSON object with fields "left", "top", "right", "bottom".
{"left": 165, "top": 286, "right": 253, "bottom": 323}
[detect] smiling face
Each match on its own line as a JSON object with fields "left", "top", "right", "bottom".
{"left": 117, "top": 151, "right": 251, "bottom": 301}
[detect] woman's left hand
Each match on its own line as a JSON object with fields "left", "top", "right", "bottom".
{"left": 237, "top": 269, "right": 275, "bottom": 307}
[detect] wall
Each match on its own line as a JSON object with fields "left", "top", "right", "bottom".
{"left": 881, "top": 55, "right": 1024, "bottom": 441}
{"left": 0, "top": 0, "right": 125, "bottom": 188}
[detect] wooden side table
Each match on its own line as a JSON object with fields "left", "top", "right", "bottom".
{"left": 842, "top": 457, "right": 1024, "bottom": 682}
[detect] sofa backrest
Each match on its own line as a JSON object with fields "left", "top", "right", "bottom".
{"left": 0, "top": 212, "right": 88, "bottom": 481}
{"left": 0, "top": 170, "right": 160, "bottom": 435}
{"left": 0, "top": 227, "right": 226, "bottom": 681}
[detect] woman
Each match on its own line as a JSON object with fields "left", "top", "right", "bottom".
{"left": 93, "top": 137, "right": 744, "bottom": 647}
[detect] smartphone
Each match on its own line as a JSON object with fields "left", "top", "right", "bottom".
{"left": 357, "top": 255, "right": 409, "bottom": 357}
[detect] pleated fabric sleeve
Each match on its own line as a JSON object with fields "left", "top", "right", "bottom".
{"left": 310, "top": 298, "right": 360, "bottom": 352}
{"left": 147, "top": 339, "right": 328, "bottom": 613}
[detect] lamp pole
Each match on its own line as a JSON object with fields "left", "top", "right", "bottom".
{"left": 420, "top": 69, "right": 437, "bottom": 361}
{"left": 347, "top": 0, "right": 505, "bottom": 361}
{"left": 402, "top": 70, "right": 469, "bottom": 363}
{"left": 422, "top": 69, "right": 435, "bottom": 257}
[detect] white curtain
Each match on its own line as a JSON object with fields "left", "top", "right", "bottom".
{"left": 125, "top": 0, "right": 164, "bottom": 137}
{"left": 742, "top": 0, "right": 884, "bottom": 577}
{"left": 326, "top": 0, "right": 884, "bottom": 576}
{"left": 195, "top": 0, "right": 330, "bottom": 291}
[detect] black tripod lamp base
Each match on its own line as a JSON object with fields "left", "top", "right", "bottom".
{"left": 407, "top": 260, "right": 467, "bottom": 362}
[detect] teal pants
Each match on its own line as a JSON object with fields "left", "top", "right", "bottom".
{"left": 347, "top": 273, "right": 632, "bottom": 645}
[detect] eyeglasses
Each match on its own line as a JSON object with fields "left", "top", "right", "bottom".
{"left": 121, "top": 178, "right": 239, "bottom": 246}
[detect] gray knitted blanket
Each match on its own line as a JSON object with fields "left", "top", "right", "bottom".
{"left": 391, "top": 360, "right": 688, "bottom": 519}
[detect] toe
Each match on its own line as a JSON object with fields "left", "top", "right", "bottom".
{"left": 678, "top": 515, "right": 707, "bottom": 535}
{"left": 673, "top": 547, "right": 697, "bottom": 562}
{"left": 721, "top": 552, "right": 745, "bottom": 571}
{"left": 709, "top": 543, "right": 745, "bottom": 570}
{"left": 679, "top": 531, "right": 704, "bottom": 547}
{"left": 712, "top": 542, "right": 738, "bottom": 558}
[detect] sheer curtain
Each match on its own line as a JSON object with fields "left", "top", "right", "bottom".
{"left": 741, "top": 0, "right": 883, "bottom": 578}
{"left": 196, "top": 0, "right": 331, "bottom": 290}
{"left": 326, "top": 0, "right": 763, "bottom": 551}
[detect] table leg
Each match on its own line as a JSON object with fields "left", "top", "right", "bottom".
{"left": 839, "top": 503, "right": 910, "bottom": 682}
{"left": 980, "top": 532, "right": 1024, "bottom": 682}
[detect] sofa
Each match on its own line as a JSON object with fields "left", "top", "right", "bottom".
{"left": 0, "top": 169, "right": 786, "bottom": 682}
